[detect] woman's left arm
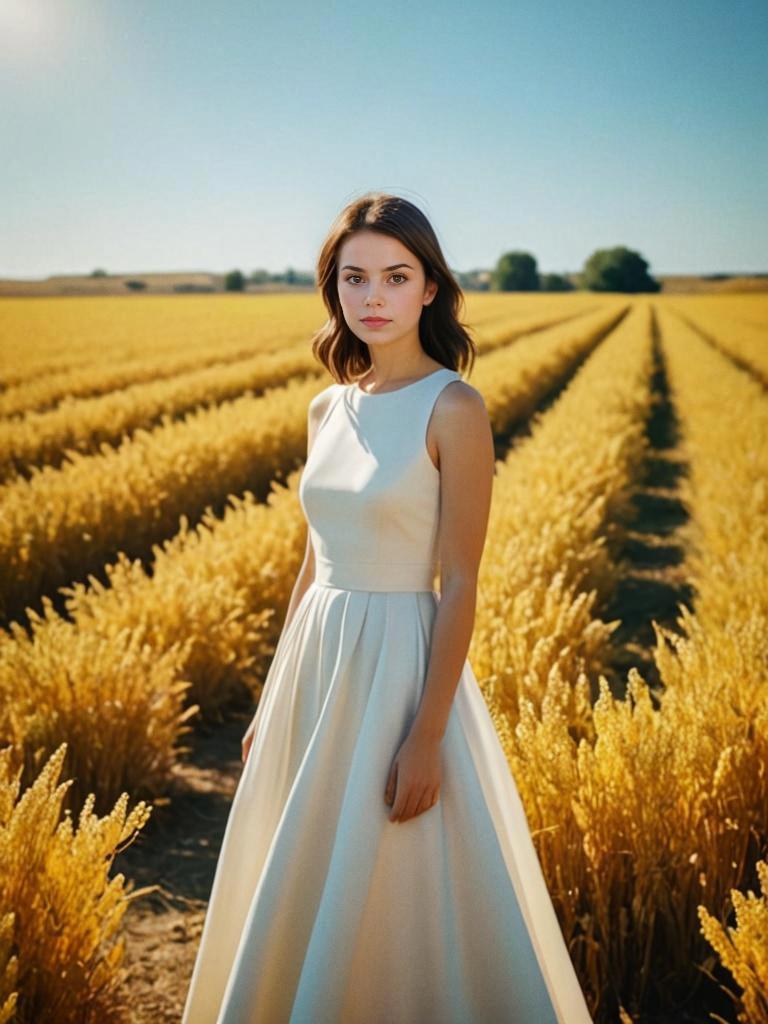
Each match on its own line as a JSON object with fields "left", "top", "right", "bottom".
{"left": 385, "top": 382, "right": 494, "bottom": 823}
{"left": 411, "top": 381, "right": 495, "bottom": 742}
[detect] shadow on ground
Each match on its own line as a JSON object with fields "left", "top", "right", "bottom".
{"left": 600, "top": 313, "right": 695, "bottom": 700}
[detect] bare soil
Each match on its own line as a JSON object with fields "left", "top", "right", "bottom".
{"left": 114, "top": 707, "right": 252, "bottom": 1022}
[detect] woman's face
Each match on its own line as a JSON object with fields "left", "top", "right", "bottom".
{"left": 336, "top": 230, "right": 437, "bottom": 346}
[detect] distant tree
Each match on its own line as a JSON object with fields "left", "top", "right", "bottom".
{"left": 540, "top": 272, "right": 574, "bottom": 292}
{"left": 491, "top": 251, "right": 539, "bottom": 291}
{"left": 90, "top": 268, "right": 108, "bottom": 277}
{"left": 249, "top": 269, "right": 270, "bottom": 284}
{"left": 581, "top": 246, "right": 661, "bottom": 293}
{"left": 224, "top": 269, "right": 246, "bottom": 292}
{"left": 123, "top": 279, "right": 147, "bottom": 291}
{"left": 284, "top": 266, "right": 297, "bottom": 284}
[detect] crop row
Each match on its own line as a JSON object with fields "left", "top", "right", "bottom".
{"left": 665, "top": 300, "right": 768, "bottom": 385}
{"left": 0, "top": 304, "right": 625, "bottom": 623}
{"left": 0, "top": 306, "right": 599, "bottom": 481}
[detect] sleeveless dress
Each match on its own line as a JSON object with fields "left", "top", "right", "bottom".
{"left": 181, "top": 367, "right": 593, "bottom": 1023}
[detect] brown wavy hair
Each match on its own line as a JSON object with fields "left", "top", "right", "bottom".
{"left": 310, "top": 192, "right": 477, "bottom": 384}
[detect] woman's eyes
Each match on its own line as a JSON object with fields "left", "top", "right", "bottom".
{"left": 344, "top": 274, "right": 407, "bottom": 285}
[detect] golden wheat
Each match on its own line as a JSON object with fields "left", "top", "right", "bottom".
{"left": 0, "top": 743, "right": 151, "bottom": 1022}
{"left": 699, "top": 859, "right": 768, "bottom": 1024}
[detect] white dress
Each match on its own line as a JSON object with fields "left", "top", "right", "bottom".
{"left": 181, "top": 367, "right": 593, "bottom": 1023}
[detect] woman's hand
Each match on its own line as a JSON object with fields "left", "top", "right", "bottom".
{"left": 385, "top": 726, "right": 442, "bottom": 823}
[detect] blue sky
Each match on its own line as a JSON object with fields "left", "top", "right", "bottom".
{"left": 1, "top": 0, "right": 766, "bottom": 279}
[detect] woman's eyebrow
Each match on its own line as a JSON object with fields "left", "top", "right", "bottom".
{"left": 340, "top": 263, "right": 414, "bottom": 271}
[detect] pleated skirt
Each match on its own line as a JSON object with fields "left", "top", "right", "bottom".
{"left": 181, "top": 582, "right": 592, "bottom": 1023}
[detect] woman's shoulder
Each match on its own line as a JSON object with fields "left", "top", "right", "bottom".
{"left": 432, "top": 377, "right": 490, "bottom": 440}
{"left": 308, "top": 379, "right": 344, "bottom": 418}
{"left": 436, "top": 375, "right": 485, "bottom": 410}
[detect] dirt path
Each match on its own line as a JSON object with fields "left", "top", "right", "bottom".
{"left": 114, "top": 706, "right": 252, "bottom": 1022}
{"left": 600, "top": 321, "right": 694, "bottom": 699}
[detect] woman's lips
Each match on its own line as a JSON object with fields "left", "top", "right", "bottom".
{"left": 361, "top": 318, "right": 390, "bottom": 326}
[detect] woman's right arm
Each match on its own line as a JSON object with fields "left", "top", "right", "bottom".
{"left": 281, "top": 530, "right": 315, "bottom": 631}
{"left": 241, "top": 387, "right": 332, "bottom": 763}
{"left": 281, "top": 386, "right": 334, "bottom": 630}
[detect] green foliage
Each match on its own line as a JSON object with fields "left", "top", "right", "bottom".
{"left": 540, "top": 273, "right": 575, "bottom": 292}
{"left": 224, "top": 269, "right": 246, "bottom": 292}
{"left": 491, "top": 251, "right": 539, "bottom": 292}
{"left": 123, "top": 279, "right": 146, "bottom": 291}
{"left": 581, "top": 247, "right": 660, "bottom": 293}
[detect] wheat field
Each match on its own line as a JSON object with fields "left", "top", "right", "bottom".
{"left": 0, "top": 290, "right": 766, "bottom": 1023}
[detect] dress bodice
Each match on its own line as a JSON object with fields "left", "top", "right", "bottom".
{"left": 298, "top": 367, "right": 463, "bottom": 592}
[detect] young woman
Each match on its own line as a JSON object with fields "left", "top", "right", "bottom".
{"left": 182, "top": 192, "right": 593, "bottom": 1023}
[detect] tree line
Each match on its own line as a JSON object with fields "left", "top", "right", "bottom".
{"left": 89, "top": 244, "right": 660, "bottom": 295}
